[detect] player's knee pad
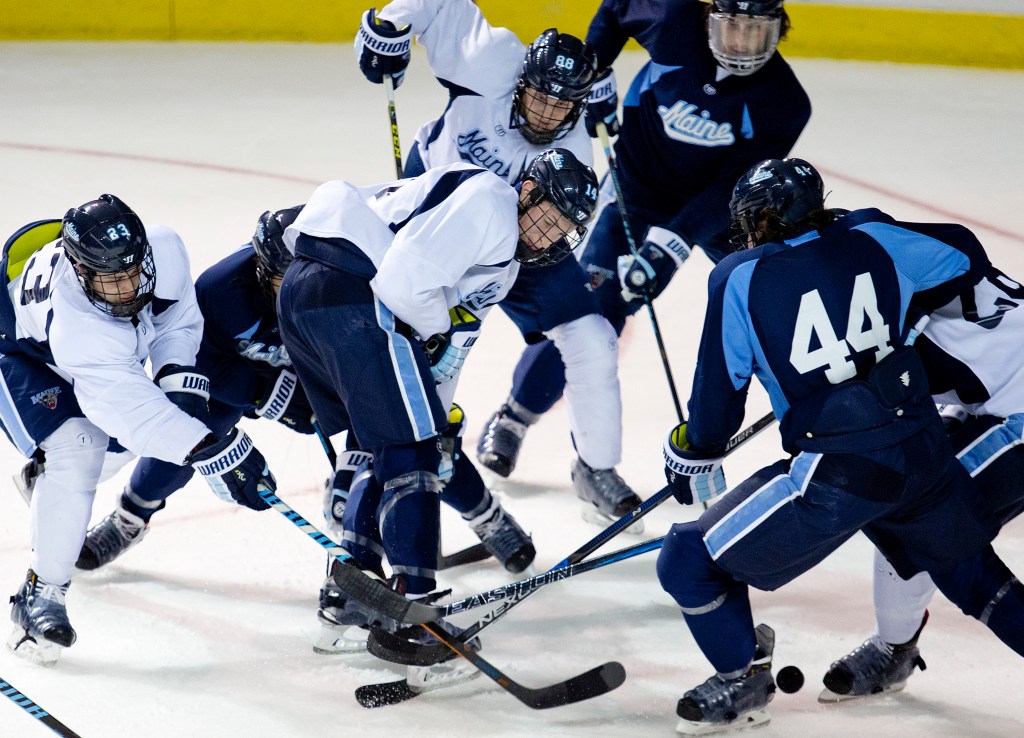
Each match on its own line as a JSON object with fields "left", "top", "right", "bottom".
{"left": 38, "top": 416, "right": 108, "bottom": 490}
{"left": 930, "top": 545, "right": 1015, "bottom": 620}
{"left": 374, "top": 438, "right": 442, "bottom": 486}
{"left": 546, "top": 314, "right": 618, "bottom": 385}
{"left": 657, "top": 521, "right": 733, "bottom": 610}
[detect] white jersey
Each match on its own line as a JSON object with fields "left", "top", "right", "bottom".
{"left": 10, "top": 226, "right": 209, "bottom": 463}
{"left": 377, "top": 0, "right": 594, "bottom": 182}
{"left": 285, "top": 162, "right": 520, "bottom": 340}
{"left": 923, "top": 266, "right": 1024, "bottom": 417}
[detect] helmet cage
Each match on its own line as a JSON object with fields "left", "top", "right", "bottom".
{"left": 510, "top": 30, "right": 597, "bottom": 145}
{"left": 708, "top": 11, "right": 782, "bottom": 76}
{"left": 62, "top": 195, "right": 155, "bottom": 317}
{"left": 251, "top": 205, "right": 302, "bottom": 302}
{"left": 515, "top": 185, "right": 587, "bottom": 268}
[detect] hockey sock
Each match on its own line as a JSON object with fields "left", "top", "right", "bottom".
{"left": 981, "top": 578, "right": 1024, "bottom": 656}
{"left": 440, "top": 453, "right": 489, "bottom": 515}
{"left": 510, "top": 340, "right": 567, "bottom": 416}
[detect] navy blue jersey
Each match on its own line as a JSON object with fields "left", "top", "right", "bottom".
{"left": 195, "top": 246, "right": 292, "bottom": 410}
{"left": 586, "top": 0, "right": 810, "bottom": 251}
{"left": 688, "top": 208, "right": 989, "bottom": 453}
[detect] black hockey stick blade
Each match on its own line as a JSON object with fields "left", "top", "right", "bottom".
{"left": 439, "top": 542, "right": 491, "bottom": 570}
{"left": 355, "top": 679, "right": 420, "bottom": 709}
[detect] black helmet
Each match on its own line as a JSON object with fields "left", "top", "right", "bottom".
{"left": 729, "top": 158, "right": 825, "bottom": 249}
{"left": 516, "top": 148, "right": 599, "bottom": 267}
{"left": 511, "top": 29, "right": 598, "bottom": 145}
{"left": 708, "top": 0, "right": 785, "bottom": 76}
{"left": 252, "top": 205, "right": 303, "bottom": 300}
{"left": 62, "top": 194, "right": 155, "bottom": 317}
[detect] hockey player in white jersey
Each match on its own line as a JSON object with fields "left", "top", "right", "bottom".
{"left": 821, "top": 260, "right": 1024, "bottom": 701}
{"left": 0, "top": 195, "right": 277, "bottom": 665}
{"left": 277, "top": 150, "right": 598, "bottom": 670}
{"left": 356, "top": 0, "right": 643, "bottom": 525}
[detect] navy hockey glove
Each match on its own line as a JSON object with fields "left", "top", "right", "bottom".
{"left": 155, "top": 364, "right": 210, "bottom": 423}
{"left": 324, "top": 448, "right": 374, "bottom": 524}
{"left": 253, "top": 369, "right": 315, "bottom": 434}
{"left": 617, "top": 226, "right": 691, "bottom": 302}
{"left": 423, "top": 305, "right": 482, "bottom": 384}
{"left": 663, "top": 423, "right": 727, "bottom": 505}
{"left": 190, "top": 428, "right": 275, "bottom": 511}
{"left": 355, "top": 8, "right": 412, "bottom": 89}
{"left": 584, "top": 68, "right": 619, "bottom": 138}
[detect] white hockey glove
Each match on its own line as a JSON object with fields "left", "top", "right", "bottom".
{"left": 190, "top": 428, "right": 276, "bottom": 511}
{"left": 438, "top": 403, "right": 465, "bottom": 483}
{"left": 323, "top": 448, "right": 374, "bottom": 528}
{"left": 617, "top": 226, "right": 691, "bottom": 302}
{"left": 423, "top": 305, "right": 482, "bottom": 384}
{"left": 663, "top": 423, "right": 727, "bottom": 505}
{"left": 355, "top": 8, "right": 412, "bottom": 88}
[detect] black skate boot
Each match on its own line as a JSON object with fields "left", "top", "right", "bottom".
{"left": 8, "top": 569, "right": 76, "bottom": 666}
{"left": 476, "top": 403, "right": 533, "bottom": 478}
{"left": 819, "top": 612, "right": 928, "bottom": 702}
{"left": 315, "top": 556, "right": 389, "bottom": 654}
{"left": 572, "top": 457, "right": 644, "bottom": 533}
{"left": 466, "top": 496, "right": 536, "bottom": 574}
{"left": 76, "top": 499, "right": 150, "bottom": 570}
{"left": 675, "top": 624, "right": 777, "bottom": 735}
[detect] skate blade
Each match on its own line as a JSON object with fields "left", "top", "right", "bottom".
{"left": 407, "top": 659, "right": 481, "bottom": 694}
{"left": 675, "top": 708, "right": 770, "bottom": 735}
{"left": 313, "top": 624, "right": 368, "bottom": 655}
{"left": 817, "top": 681, "right": 907, "bottom": 703}
{"left": 580, "top": 504, "right": 645, "bottom": 536}
{"left": 7, "top": 628, "right": 61, "bottom": 666}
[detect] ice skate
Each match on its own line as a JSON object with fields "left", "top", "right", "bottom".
{"left": 819, "top": 614, "right": 927, "bottom": 702}
{"left": 476, "top": 404, "right": 530, "bottom": 478}
{"left": 406, "top": 655, "right": 481, "bottom": 694}
{"left": 7, "top": 570, "right": 76, "bottom": 667}
{"left": 13, "top": 455, "right": 44, "bottom": 506}
{"left": 314, "top": 567, "right": 371, "bottom": 654}
{"left": 467, "top": 496, "right": 536, "bottom": 574}
{"left": 76, "top": 500, "right": 150, "bottom": 570}
{"left": 675, "top": 624, "right": 776, "bottom": 735}
{"left": 572, "top": 457, "right": 644, "bottom": 535}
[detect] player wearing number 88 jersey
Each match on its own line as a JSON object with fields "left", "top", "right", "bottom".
{"left": 655, "top": 158, "right": 1024, "bottom": 734}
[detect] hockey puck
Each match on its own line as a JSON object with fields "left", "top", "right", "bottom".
{"left": 776, "top": 665, "right": 804, "bottom": 694}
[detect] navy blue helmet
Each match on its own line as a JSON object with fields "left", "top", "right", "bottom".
{"left": 511, "top": 29, "right": 598, "bottom": 145}
{"left": 708, "top": 0, "right": 786, "bottom": 76}
{"left": 729, "top": 158, "right": 825, "bottom": 248}
{"left": 252, "top": 205, "right": 303, "bottom": 300}
{"left": 62, "top": 194, "right": 155, "bottom": 317}
{"left": 516, "top": 149, "right": 599, "bottom": 267}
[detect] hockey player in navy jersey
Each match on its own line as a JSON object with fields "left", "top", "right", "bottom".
{"left": 276, "top": 150, "right": 598, "bottom": 668}
{"left": 0, "top": 195, "right": 276, "bottom": 665}
{"left": 480, "top": 0, "right": 811, "bottom": 502}
{"left": 655, "top": 159, "right": 1024, "bottom": 734}
{"left": 357, "top": 0, "right": 643, "bottom": 522}
{"left": 820, "top": 254, "right": 1024, "bottom": 701}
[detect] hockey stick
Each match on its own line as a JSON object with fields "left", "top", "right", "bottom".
{"left": 596, "top": 122, "right": 683, "bottom": 422}
{"left": 384, "top": 75, "right": 404, "bottom": 178}
{"left": 0, "top": 677, "right": 82, "bottom": 738}
{"left": 337, "top": 411, "right": 778, "bottom": 625}
{"left": 355, "top": 412, "right": 777, "bottom": 707}
{"left": 311, "top": 417, "right": 337, "bottom": 468}
{"left": 257, "top": 489, "right": 626, "bottom": 709}
{"left": 439, "top": 541, "right": 491, "bottom": 570}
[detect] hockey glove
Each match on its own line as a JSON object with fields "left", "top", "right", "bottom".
{"left": 584, "top": 68, "right": 619, "bottom": 138}
{"left": 423, "top": 305, "right": 482, "bottom": 384}
{"left": 156, "top": 364, "right": 210, "bottom": 424}
{"left": 617, "top": 226, "right": 691, "bottom": 302}
{"left": 355, "top": 8, "right": 412, "bottom": 89}
{"left": 663, "top": 423, "right": 727, "bottom": 505}
{"left": 190, "top": 428, "right": 275, "bottom": 511}
{"left": 324, "top": 448, "right": 375, "bottom": 525}
{"left": 438, "top": 403, "right": 465, "bottom": 482}
{"left": 253, "top": 369, "right": 315, "bottom": 434}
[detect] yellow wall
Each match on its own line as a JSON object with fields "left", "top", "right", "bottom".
{"left": 2, "top": 2, "right": 1022, "bottom": 69}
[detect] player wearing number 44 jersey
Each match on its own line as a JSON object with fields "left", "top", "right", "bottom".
{"left": 654, "top": 159, "right": 1024, "bottom": 734}
{"left": 0, "top": 195, "right": 277, "bottom": 666}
